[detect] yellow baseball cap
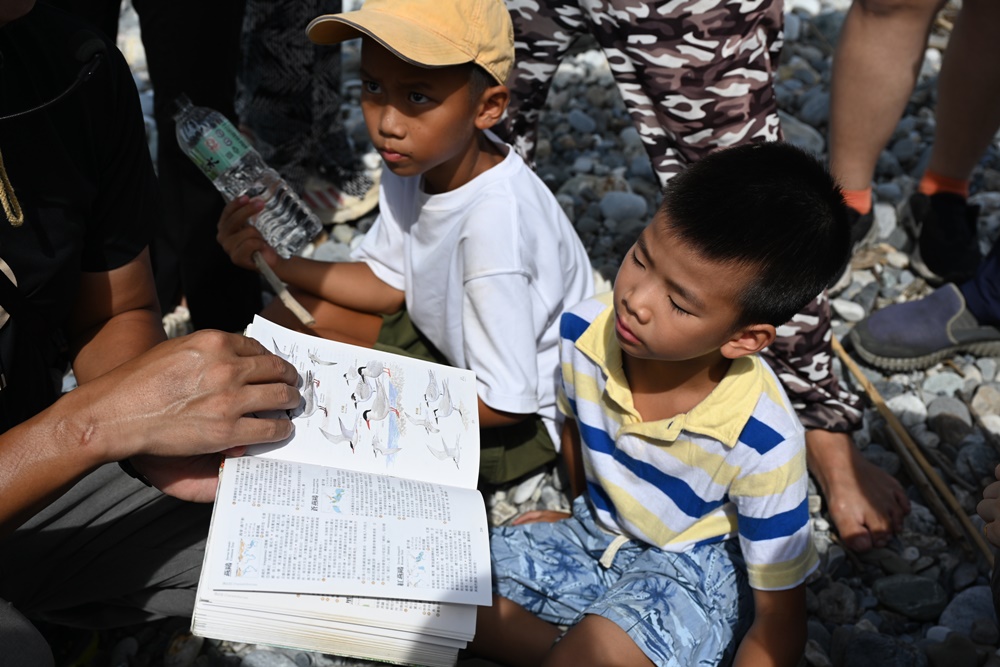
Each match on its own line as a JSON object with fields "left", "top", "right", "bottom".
{"left": 306, "top": 0, "right": 514, "bottom": 86}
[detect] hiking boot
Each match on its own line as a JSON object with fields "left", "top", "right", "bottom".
{"left": 908, "top": 192, "right": 982, "bottom": 285}
{"left": 848, "top": 283, "right": 1000, "bottom": 371}
{"left": 304, "top": 160, "right": 381, "bottom": 225}
{"left": 848, "top": 206, "right": 876, "bottom": 254}
{"left": 831, "top": 207, "right": 877, "bottom": 293}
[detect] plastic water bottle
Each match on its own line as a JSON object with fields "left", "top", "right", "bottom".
{"left": 173, "top": 94, "right": 322, "bottom": 258}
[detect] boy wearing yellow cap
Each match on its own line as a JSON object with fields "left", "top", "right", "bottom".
{"left": 217, "top": 0, "right": 594, "bottom": 485}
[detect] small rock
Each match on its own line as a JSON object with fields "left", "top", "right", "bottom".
{"left": 837, "top": 626, "right": 929, "bottom": 667}
{"left": 885, "top": 250, "right": 908, "bottom": 269}
{"left": 817, "top": 581, "right": 858, "bottom": 624}
{"left": 887, "top": 393, "right": 928, "bottom": 426}
{"left": 598, "top": 191, "right": 647, "bottom": 221}
{"left": 972, "top": 384, "right": 1000, "bottom": 418}
{"left": 977, "top": 358, "right": 997, "bottom": 382}
{"left": 939, "top": 585, "right": 997, "bottom": 635}
{"left": 779, "top": 110, "right": 825, "bottom": 155}
{"left": 803, "top": 638, "right": 831, "bottom": 667}
{"left": 832, "top": 298, "right": 865, "bottom": 322}
{"left": 922, "top": 371, "right": 965, "bottom": 397}
{"left": 860, "top": 546, "right": 912, "bottom": 574}
{"left": 872, "top": 573, "right": 949, "bottom": 621}
{"left": 925, "top": 626, "right": 951, "bottom": 643}
{"left": 567, "top": 108, "right": 597, "bottom": 134}
{"left": 981, "top": 414, "right": 1000, "bottom": 439}
{"left": 926, "top": 396, "right": 973, "bottom": 445}
{"left": 241, "top": 650, "right": 299, "bottom": 667}
{"left": 951, "top": 561, "right": 979, "bottom": 591}
{"left": 956, "top": 441, "right": 997, "bottom": 482}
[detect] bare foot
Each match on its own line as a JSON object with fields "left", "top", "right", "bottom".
{"left": 806, "top": 429, "right": 911, "bottom": 552}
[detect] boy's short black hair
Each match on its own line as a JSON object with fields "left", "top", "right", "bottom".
{"left": 467, "top": 63, "right": 498, "bottom": 100}
{"left": 658, "top": 142, "right": 850, "bottom": 328}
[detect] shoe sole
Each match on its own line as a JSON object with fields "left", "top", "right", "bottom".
{"left": 849, "top": 332, "right": 1000, "bottom": 372}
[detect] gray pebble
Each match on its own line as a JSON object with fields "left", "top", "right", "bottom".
{"left": 872, "top": 574, "right": 949, "bottom": 621}
{"left": 939, "top": 586, "right": 997, "bottom": 636}
{"left": 886, "top": 393, "right": 928, "bottom": 426}
{"left": 832, "top": 298, "right": 865, "bottom": 322}
{"left": 240, "top": 650, "right": 299, "bottom": 667}
{"left": 567, "top": 108, "right": 597, "bottom": 134}
{"left": 599, "top": 191, "right": 647, "bottom": 221}
{"left": 927, "top": 396, "right": 973, "bottom": 445}
{"left": 921, "top": 371, "right": 964, "bottom": 397}
{"left": 978, "top": 359, "right": 998, "bottom": 383}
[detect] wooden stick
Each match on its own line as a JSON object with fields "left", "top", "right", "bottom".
{"left": 252, "top": 251, "right": 315, "bottom": 327}
{"left": 831, "top": 336, "right": 994, "bottom": 566}
{"left": 884, "top": 427, "right": 968, "bottom": 552}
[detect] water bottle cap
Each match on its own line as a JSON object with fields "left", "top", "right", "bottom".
{"left": 173, "top": 93, "right": 193, "bottom": 119}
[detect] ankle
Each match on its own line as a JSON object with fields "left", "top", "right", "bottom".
{"left": 918, "top": 170, "right": 969, "bottom": 199}
{"left": 842, "top": 187, "right": 872, "bottom": 215}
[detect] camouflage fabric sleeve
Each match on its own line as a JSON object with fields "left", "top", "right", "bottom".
{"left": 237, "top": 0, "right": 362, "bottom": 193}
{"left": 760, "top": 292, "right": 864, "bottom": 433}
{"left": 501, "top": 0, "right": 784, "bottom": 185}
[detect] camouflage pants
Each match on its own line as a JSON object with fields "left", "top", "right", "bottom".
{"left": 501, "top": 0, "right": 862, "bottom": 433}
{"left": 761, "top": 292, "right": 863, "bottom": 433}
{"left": 500, "top": 0, "right": 784, "bottom": 185}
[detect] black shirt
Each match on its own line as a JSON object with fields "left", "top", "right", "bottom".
{"left": 0, "top": 3, "right": 158, "bottom": 429}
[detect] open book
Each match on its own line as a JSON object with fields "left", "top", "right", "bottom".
{"left": 192, "top": 316, "right": 490, "bottom": 666}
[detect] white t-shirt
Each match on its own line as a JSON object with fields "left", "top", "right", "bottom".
{"left": 351, "top": 136, "right": 594, "bottom": 445}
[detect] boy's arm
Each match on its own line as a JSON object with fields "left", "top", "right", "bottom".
{"left": 733, "top": 585, "right": 807, "bottom": 667}
{"left": 218, "top": 196, "right": 405, "bottom": 315}
{"left": 561, "top": 418, "right": 586, "bottom": 500}
{"left": 276, "top": 257, "right": 404, "bottom": 315}
{"left": 511, "top": 418, "right": 583, "bottom": 525}
{"left": 477, "top": 398, "right": 531, "bottom": 428}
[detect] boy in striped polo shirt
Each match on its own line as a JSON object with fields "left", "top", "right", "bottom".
{"left": 471, "top": 143, "right": 851, "bottom": 666}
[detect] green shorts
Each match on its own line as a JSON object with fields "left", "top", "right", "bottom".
{"left": 376, "top": 310, "right": 557, "bottom": 485}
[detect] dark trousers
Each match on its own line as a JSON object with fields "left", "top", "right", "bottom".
{"left": 48, "top": 0, "right": 262, "bottom": 332}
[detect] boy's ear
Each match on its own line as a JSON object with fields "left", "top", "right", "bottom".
{"left": 720, "top": 323, "right": 776, "bottom": 359}
{"left": 474, "top": 84, "right": 510, "bottom": 130}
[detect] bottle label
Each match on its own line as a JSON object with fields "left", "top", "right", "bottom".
{"left": 188, "top": 122, "right": 253, "bottom": 180}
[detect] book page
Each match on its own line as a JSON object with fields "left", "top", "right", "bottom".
{"left": 204, "top": 457, "right": 491, "bottom": 606}
{"left": 197, "top": 587, "right": 476, "bottom": 641}
{"left": 246, "top": 316, "right": 480, "bottom": 490}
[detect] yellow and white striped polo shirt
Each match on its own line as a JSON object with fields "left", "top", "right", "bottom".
{"left": 558, "top": 294, "right": 819, "bottom": 591}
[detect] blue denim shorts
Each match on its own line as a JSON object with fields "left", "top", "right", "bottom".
{"left": 490, "top": 496, "right": 754, "bottom": 666}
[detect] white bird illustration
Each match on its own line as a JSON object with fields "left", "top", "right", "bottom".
{"left": 433, "top": 378, "right": 454, "bottom": 422}
{"left": 405, "top": 410, "right": 440, "bottom": 435}
{"left": 343, "top": 361, "right": 361, "bottom": 386}
{"left": 424, "top": 369, "right": 440, "bottom": 404}
{"left": 426, "top": 434, "right": 461, "bottom": 469}
{"left": 296, "top": 370, "right": 319, "bottom": 420}
{"left": 359, "top": 359, "right": 391, "bottom": 380}
{"left": 371, "top": 430, "right": 402, "bottom": 458}
{"left": 363, "top": 378, "right": 399, "bottom": 428}
{"left": 271, "top": 338, "right": 292, "bottom": 360}
{"left": 351, "top": 375, "right": 374, "bottom": 408}
{"left": 307, "top": 349, "right": 337, "bottom": 366}
{"left": 319, "top": 416, "right": 358, "bottom": 453}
